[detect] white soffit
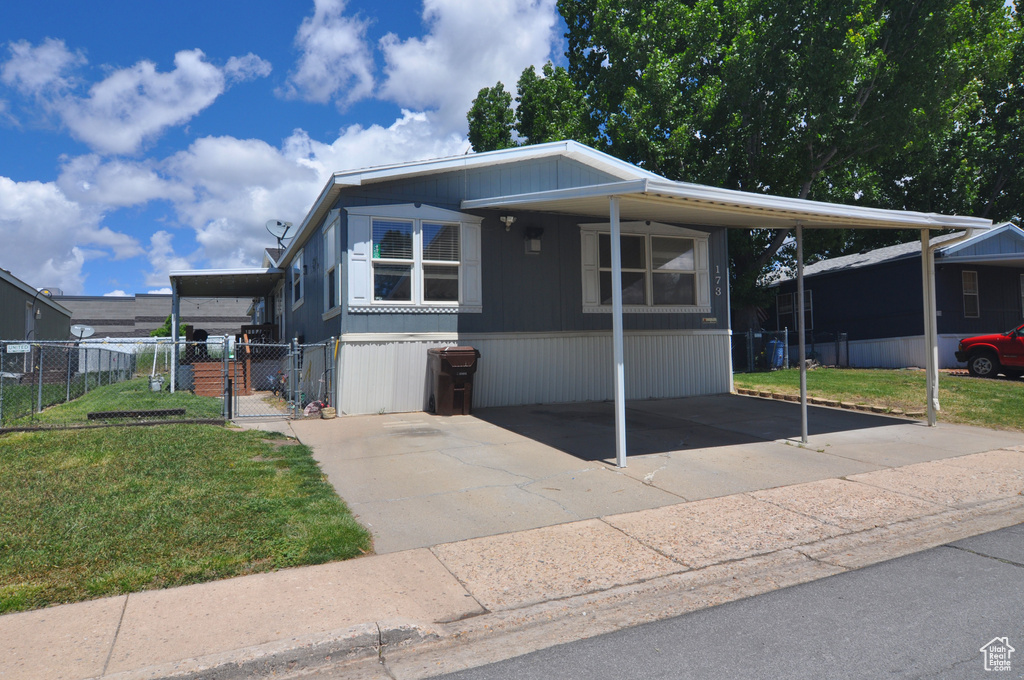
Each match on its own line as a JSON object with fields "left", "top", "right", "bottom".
{"left": 170, "top": 268, "right": 284, "bottom": 298}
{"left": 462, "top": 179, "right": 993, "bottom": 231}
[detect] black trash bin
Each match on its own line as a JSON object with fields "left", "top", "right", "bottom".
{"left": 427, "top": 346, "right": 481, "bottom": 415}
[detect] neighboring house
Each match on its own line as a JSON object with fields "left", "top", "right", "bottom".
{"left": 170, "top": 140, "right": 990, "bottom": 416}
{"left": 53, "top": 293, "right": 251, "bottom": 338}
{"left": 771, "top": 222, "right": 1024, "bottom": 368}
{"left": 0, "top": 268, "right": 71, "bottom": 340}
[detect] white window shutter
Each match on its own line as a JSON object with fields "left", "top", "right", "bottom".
{"left": 348, "top": 213, "right": 371, "bottom": 306}
{"left": 696, "top": 237, "right": 710, "bottom": 307}
{"left": 461, "top": 222, "right": 482, "bottom": 307}
{"left": 581, "top": 230, "right": 600, "bottom": 306}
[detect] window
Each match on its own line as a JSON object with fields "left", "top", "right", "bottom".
{"left": 581, "top": 222, "right": 711, "bottom": 312}
{"left": 346, "top": 204, "right": 482, "bottom": 313}
{"left": 291, "top": 248, "right": 303, "bottom": 308}
{"left": 963, "top": 270, "right": 979, "bottom": 318}
{"left": 324, "top": 218, "right": 340, "bottom": 312}
{"left": 776, "top": 290, "right": 813, "bottom": 330}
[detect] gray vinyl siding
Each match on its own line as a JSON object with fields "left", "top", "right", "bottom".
{"left": 289, "top": 155, "right": 730, "bottom": 342}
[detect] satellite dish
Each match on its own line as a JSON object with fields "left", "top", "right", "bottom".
{"left": 265, "top": 219, "right": 293, "bottom": 249}
{"left": 70, "top": 324, "right": 95, "bottom": 339}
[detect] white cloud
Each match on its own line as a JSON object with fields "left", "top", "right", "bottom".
{"left": 378, "top": 0, "right": 559, "bottom": 131}
{"left": 147, "top": 287, "right": 172, "bottom": 294}
{"left": 57, "top": 49, "right": 227, "bottom": 155}
{"left": 225, "top": 53, "right": 272, "bottom": 83}
{"left": 279, "top": 0, "right": 375, "bottom": 108}
{"left": 3, "top": 41, "right": 273, "bottom": 155}
{"left": 145, "top": 230, "right": 194, "bottom": 288}
{"left": 1, "top": 38, "right": 85, "bottom": 95}
{"left": 104, "top": 289, "right": 130, "bottom": 297}
{"left": 0, "top": 176, "right": 141, "bottom": 293}
{"left": 58, "top": 155, "right": 192, "bottom": 207}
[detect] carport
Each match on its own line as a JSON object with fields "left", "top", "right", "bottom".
{"left": 167, "top": 267, "right": 284, "bottom": 393}
{"left": 464, "top": 179, "right": 992, "bottom": 466}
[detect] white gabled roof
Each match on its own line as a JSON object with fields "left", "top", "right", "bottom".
{"left": 330, "top": 140, "right": 667, "bottom": 186}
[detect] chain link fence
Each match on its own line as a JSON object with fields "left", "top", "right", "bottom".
{"left": 733, "top": 330, "right": 849, "bottom": 373}
{"left": 0, "top": 338, "right": 336, "bottom": 431}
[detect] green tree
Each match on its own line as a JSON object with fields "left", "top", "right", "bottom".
{"left": 467, "top": 0, "right": 1016, "bottom": 328}
{"left": 149, "top": 315, "right": 186, "bottom": 338}
{"left": 515, "top": 63, "right": 591, "bottom": 145}
{"left": 467, "top": 82, "right": 515, "bottom": 152}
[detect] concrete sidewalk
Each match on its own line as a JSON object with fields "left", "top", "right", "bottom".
{"left": 3, "top": 443, "right": 1024, "bottom": 679}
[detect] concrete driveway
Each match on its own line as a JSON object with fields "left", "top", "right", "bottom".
{"left": 287, "top": 394, "right": 1024, "bottom": 554}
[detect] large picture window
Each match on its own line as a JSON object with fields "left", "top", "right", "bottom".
{"left": 581, "top": 222, "right": 711, "bottom": 313}
{"left": 346, "top": 204, "right": 482, "bottom": 313}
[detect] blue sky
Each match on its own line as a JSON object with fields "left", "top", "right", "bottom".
{"left": 0, "top": 0, "right": 562, "bottom": 295}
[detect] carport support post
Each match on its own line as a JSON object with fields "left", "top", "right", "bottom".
{"left": 921, "top": 230, "right": 938, "bottom": 426}
{"left": 610, "top": 196, "right": 628, "bottom": 467}
{"left": 796, "top": 223, "right": 808, "bottom": 444}
{"left": 170, "top": 283, "right": 180, "bottom": 393}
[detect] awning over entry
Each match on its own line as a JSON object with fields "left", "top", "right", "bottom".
{"left": 169, "top": 267, "right": 284, "bottom": 298}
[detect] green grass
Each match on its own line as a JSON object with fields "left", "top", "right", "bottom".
{"left": 6, "top": 376, "right": 223, "bottom": 427}
{"left": 733, "top": 368, "right": 1024, "bottom": 431}
{"left": 0, "top": 424, "right": 372, "bottom": 613}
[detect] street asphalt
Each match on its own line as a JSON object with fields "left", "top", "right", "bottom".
{"left": 428, "top": 524, "right": 1024, "bottom": 680}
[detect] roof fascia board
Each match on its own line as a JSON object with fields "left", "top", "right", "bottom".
{"left": 0, "top": 268, "right": 72, "bottom": 316}
{"left": 464, "top": 178, "right": 992, "bottom": 231}
{"left": 277, "top": 182, "right": 344, "bottom": 267}
{"left": 333, "top": 141, "right": 666, "bottom": 186}
{"left": 170, "top": 267, "right": 283, "bottom": 278}
{"left": 938, "top": 222, "right": 1024, "bottom": 256}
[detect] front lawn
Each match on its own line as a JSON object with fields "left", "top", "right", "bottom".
{"left": 733, "top": 368, "right": 1024, "bottom": 431}
{"left": 5, "top": 377, "right": 223, "bottom": 428}
{"left": 0, "top": 424, "right": 371, "bottom": 613}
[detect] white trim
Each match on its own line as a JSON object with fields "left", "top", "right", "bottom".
{"left": 348, "top": 305, "right": 481, "bottom": 314}
{"left": 345, "top": 204, "right": 483, "bottom": 313}
{"left": 464, "top": 178, "right": 992, "bottom": 231}
{"left": 338, "top": 328, "right": 731, "bottom": 343}
{"left": 580, "top": 221, "right": 711, "bottom": 313}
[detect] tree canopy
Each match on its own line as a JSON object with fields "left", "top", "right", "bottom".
{"left": 467, "top": 0, "right": 1021, "bottom": 328}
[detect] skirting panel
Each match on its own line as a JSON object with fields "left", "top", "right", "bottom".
{"left": 337, "top": 331, "right": 733, "bottom": 415}
{"left": 845, "top": 335, "right": 962, "bottom": 369}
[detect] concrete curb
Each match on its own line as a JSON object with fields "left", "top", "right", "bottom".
{"left": 101, "top": 621, "right": 437, "bottom": 680}
{"left": 116, "top": 494, "right": 1024, "bottom": 680}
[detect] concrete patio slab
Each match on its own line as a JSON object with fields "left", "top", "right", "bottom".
{"left": 604, "top": 494, "right": 844, "bottom": 568}
{"left": 749, "top": 478, "right": 944, "bottom": 531}
{"left": 847, "top": 459, "right": 1024, "bottom": 507}
{"left": 0, "top": 595, "right": 125, "bottom": 680}
{"left": 103, "top": 549, "right": 481, "bottom": 674}
{"left": 430, "top": 519, "right": 684, "bottom": 611}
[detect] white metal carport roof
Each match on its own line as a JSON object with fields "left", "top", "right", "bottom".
{"left": 463, "top": 179, "right": 993, "bottom": 468}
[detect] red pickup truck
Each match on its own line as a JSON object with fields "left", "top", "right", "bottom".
{"left": 955, "top": 323, "right": 1024, "bottom": 378}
